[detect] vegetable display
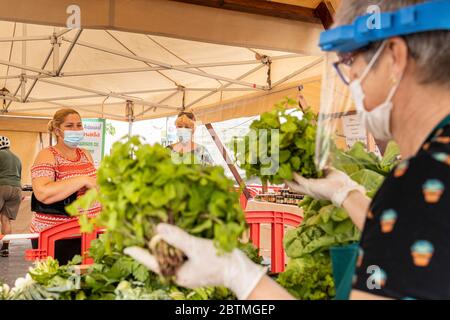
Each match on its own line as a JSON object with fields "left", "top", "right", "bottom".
{"left": 277, "top": 141, "right": 400, "bottom": 300}
{"left": 67, "top": 136, "right": 247, "bottom": 278}
{"left": 1, "top": 136, "right": 263, "bottom": 300}
{"left": 0, "top": 236, "right": 250, "bottom": 300}
{"left": 233, "top": 98, "right": 322, "bottom": 186}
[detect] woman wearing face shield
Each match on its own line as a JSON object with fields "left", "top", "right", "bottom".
{"left": 125, "top": 0, "right": 450, "bottom": 300}
{"left": 168, "top": 111, "right": 213, "bottom": 166}
{"left": 30, "top": 108, "right": 100, "bottom": 265}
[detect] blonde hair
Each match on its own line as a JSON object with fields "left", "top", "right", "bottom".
{"left": 48, "top": 108, "right": 81, "bottom": 135}
{"left": 175, "top": 111, "right": 196, "bottom": 129}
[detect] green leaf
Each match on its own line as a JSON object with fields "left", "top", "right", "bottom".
{"left": 279, "top": 150, "right": 291, "bottom": 163}
{"left": 278, "top": 163, "right": 293, "bottom": 180}
{"left": 190, "top": 219, "right": 212, "bottom": 234}
{"left": 149, "top": 189, "right": 169, "bottom": 208}
{"left": 290, "top": 156, "right": 301, "bottom": 171}
{"left": 281, "top": 120, "right": 298, "bottom": 133}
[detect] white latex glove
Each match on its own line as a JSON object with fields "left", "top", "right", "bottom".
{"left": 124, "top": 223, "right": 268, "bottom": 300}
{"left": 285, "top": 168, "right": 366, "bottom": 207}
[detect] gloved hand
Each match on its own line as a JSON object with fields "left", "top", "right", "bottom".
{"left": 285, "top": 168, "right": 366, "bottom": 207}
{"left": 124, "top": 223, "right": 268, "bottom": 300}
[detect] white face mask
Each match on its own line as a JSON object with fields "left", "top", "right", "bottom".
{"left": 177, "top": 128, "right": 193, "bottom": 144}
{"left": 349, "top": 41, "right": 403, "bottom": 141}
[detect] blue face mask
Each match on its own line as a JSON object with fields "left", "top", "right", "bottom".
{"left": 63, "top": 130, "right": 85, "bottom": 148}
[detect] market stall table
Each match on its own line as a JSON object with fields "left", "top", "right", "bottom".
{"left": 245, "top": 200, "right": 304, "bottom": 216}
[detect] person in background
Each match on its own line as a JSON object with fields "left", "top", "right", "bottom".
{"left": 0, "top": 136, "right": 22, "bottom": 257}
{"left": 31, "top": 108, "right": 100, "bottom": 265}
{"left": 168, "top": 111, "right": 213, "bottom": 166}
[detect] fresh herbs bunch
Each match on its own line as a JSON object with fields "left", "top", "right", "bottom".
{"left": 67, "top": 136, "right": 247, "bottom": 278}
{"left": 233, "top": 98, "right": 322, "bottom": 186}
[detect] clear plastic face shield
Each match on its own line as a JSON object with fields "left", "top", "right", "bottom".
{"left": 315, "top": 50, "right": 359, "bottom": 171}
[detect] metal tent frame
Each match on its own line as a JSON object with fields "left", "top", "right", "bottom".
{"left": 0, "top": 26, "right": 322, "bottom": 121}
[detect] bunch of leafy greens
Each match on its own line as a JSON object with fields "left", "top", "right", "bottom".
{"left": 277, "top": 141, "right": 400, "bottom": 300}
{"left": 277, "top": 252, "right": 335, "bottom": 300}
{"left": 10, "top": 235, "right": 250, "bottom": 300}
{"left": 67, "top": 136, "right": 247, "bottom": 277}
{"left": 233, "top": 98, "right": 322, "bottom": 186}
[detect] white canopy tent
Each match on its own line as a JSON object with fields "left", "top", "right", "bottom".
{"left": 0, "top": 0, "right": 333, "bottom": 124}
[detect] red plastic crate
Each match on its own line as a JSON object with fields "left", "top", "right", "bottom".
{"left": 25, "top": 219, "right": 104, "bottom": 265}
{"left": 245, "top": 210, "right": 302, "bottom": 274}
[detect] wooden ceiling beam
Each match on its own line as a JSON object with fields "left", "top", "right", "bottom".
{"left": 169, "top": 0, "right": 321, "bottom": 24}
{"left": 314, "top": 1, "right": 336, "bottom": 29}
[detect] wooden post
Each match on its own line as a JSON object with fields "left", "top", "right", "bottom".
{"left": 205, "top": 123, "right": 251, "bottom": 199}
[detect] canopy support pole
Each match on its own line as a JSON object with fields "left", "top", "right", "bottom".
{"left": 0, "top": 35, "right": 51, "bottom": 42}
{"left": 62, "top": 38, "right": 267, "bottom": 90}
{"left": 271, "top": 58, "right": 324, "bottom": 88}
{"left": 24, "top": 87, "right": 260, "bottom": 104}
{"left": 187, "top": 63, "right": 266, "bottom": 109}
{"left": 37, "top": 78, "right": 180, "bottom": 111}
{"left": 23, "top": 47, "right": 54, "bottom": 104}
{"left": 20, "top": 24, "right": 27, "bottom": 102}
{"left": 126, "top": 100, "right": 135, "bottom": 138}
{"left": 56, "top": 29, "right": 82, "bottom": 76}
{"left": 135, "top": 90, "right": 182, "bottom": 118}
{"left": 205, "top": 123, "right": 251, "bottom": 200}
{"left": 51, "top": 28, "right": 60, "bottom": 74}
{"left": 0, "top": 59, "right": 53, "bottom": 76}
{"left": 57, "top": 54, "right": 302, "bottom": 77}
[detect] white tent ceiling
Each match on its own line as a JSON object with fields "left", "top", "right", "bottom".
{"left": 0, "top": 1, "right": 326, "bottom": 124}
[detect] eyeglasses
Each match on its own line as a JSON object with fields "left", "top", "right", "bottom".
{"left": 332, "top": 52, "right": 357, "bottom": 86}
{"left": 332, "top": 47, "right": 369, "bottom": 86}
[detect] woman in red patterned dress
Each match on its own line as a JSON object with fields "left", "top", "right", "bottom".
{"left": 30, "top": 108, "right": 101, "bottom": 265}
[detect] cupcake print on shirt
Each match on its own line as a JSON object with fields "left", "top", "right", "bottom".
{"left": 380, "top": 209, "right": 398, "bottom": 233}
{"left": 422, "top": 179, "right": 445, "bottom": 203}
{"left": 434, "top": 136, "right": 450, "bottom": 144}
{"left": 394, "top": 160, "right": 409, "bottom": 178}
{"left": 432, "top": 153, "right": 450, "bottom": 166}
{"left": 411, "top": 241, "right": 434, "bottom": 267}
{"left": 357, "top": 247, "right": 364, "bottom": 268}
{"left": 373, "top": 268, "right": 387, "bottom": 288}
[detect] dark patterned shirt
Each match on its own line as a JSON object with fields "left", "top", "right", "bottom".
{"left": 353, "top": 116, "right": 450, "bottom": 300}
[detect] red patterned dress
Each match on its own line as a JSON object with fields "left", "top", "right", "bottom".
{"left": 30, "top": 146, "right": 101, "bottom": 233}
